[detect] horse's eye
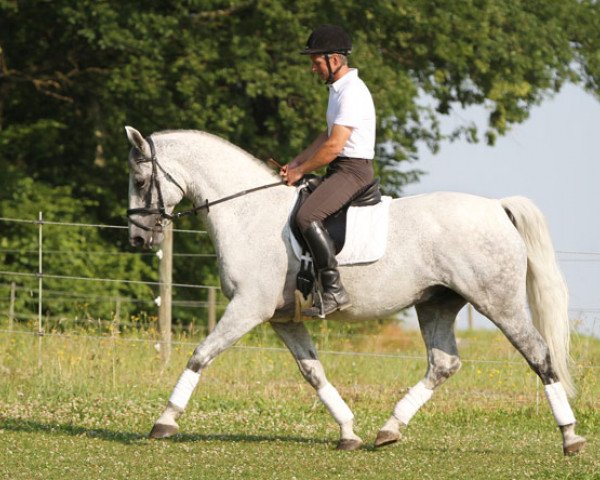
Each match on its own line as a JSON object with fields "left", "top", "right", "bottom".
{"left": 135, "top": 179, "right": 146, "bottom": 190}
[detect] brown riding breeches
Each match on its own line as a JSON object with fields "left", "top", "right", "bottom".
{"left": 295, "top": 157, "right": 374, "bottom": 232}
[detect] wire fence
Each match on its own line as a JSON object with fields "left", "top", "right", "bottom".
{"left": 2, "top": 215, "right": 195, "bottom": 331}
{"left": 1, "top": 214, "right": 599, "bottom": 357}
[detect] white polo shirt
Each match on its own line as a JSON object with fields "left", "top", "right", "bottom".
{"left": 326, "top": 68, "right": 376, "bottom": 160}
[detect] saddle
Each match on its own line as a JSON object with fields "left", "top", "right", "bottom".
{"left": 289, "top": 175, "right": 382, "bottom": 255}
{"left": 290, "top": 175, "right": 382, "bottom": 299}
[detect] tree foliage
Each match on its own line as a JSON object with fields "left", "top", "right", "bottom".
{"left": 1, "top": 0, "right": 599, "bottom": 325}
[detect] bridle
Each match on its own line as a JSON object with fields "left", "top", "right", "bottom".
{"left": 126, "top": 136, "right": 284, "bottom": 232}
{"left": 126, "top": 136, "right": 182, "bottom": 231}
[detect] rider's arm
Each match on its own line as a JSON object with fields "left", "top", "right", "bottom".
{"left": 282, "top": 125, "right": 352, "bottom": 185}
{"left": 288, "top": 131, "right": 329, "bottom": 169}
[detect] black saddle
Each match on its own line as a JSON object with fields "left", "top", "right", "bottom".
{"left": 290, "top": 175, "right": 382, "bottom": 254}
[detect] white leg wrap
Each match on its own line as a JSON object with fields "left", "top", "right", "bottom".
{"left": 169, "top": 369, "right": 201, "bottom": 411}
{"left": 317, "top": 383, "right": 354, "bottom": 425}
{"left": 393, "top": 381, "right": 434, "bottom": 426}
{"left": 544, "top": 382, "right": 576, "bottom": 426}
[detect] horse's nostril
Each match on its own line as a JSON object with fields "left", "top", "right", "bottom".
{"left": 132, "top": 236, "right": 145, "bottom": 248}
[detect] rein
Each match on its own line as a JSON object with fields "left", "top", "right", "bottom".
{"left": 126, "top": 136, "right": 284, "bottom": 230}
{"left": 172, "top": 180, "right": 284, "bottom": 219}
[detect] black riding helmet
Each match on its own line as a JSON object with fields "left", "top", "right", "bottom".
{"left": 300, "top": 24, "right": 352, "bottom": 56}
{"left": 301, "top": 24, "right": 352, "bottom": 84}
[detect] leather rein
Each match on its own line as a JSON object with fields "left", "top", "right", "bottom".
{"left": 126, "top": 136, "right": 284, "bottom": 231}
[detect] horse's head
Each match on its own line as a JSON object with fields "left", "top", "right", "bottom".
{"left": 125, "top": 126, "right": 184, "bottom": 249}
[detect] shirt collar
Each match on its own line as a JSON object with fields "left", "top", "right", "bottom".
{"left": 329, "top": 68, "right": 358, "bottom": 92}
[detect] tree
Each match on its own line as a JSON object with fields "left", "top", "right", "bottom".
{"left": 2, "top": 1, "right": 599, "bottom": 199}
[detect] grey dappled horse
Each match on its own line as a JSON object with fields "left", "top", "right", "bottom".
{"left": 125, "top": 126, "right": 586, "bottom": 455}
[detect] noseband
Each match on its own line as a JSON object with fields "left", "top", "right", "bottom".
{"left": 126, "top": 136, "right": 284, "bottom": 232}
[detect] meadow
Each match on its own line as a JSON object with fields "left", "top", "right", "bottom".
{"left": 1, "top": 322, "right": 599, "bottom": 480}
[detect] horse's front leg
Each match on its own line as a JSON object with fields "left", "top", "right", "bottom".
{"left": 270, "top": 321, "right": 363, "bottom": 451}
{"left": 149, "top": 294, "right": 270, "bottom": 438}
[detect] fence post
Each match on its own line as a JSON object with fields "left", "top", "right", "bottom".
{"left": 158, "top": 223, "right": 173, "bottom": 364}
{"left": 9, "top": 282, "right": 15, "bottom": 330}
{"left": 38, "top": 211, "right": 43, "bottom": 369}
{"left": 111, "top": 307, "right": 118, "bottom": 390}
{"left": 114, "top": 297, "right": 121, "bottom": 324}
{"left": 467, "top": 303, "right": 474, "bottom": 330}
{"left": 207, "top": 287, "right": 216, "bottom": 334}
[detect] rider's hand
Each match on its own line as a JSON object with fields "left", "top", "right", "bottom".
{"left": 283, "top": 167, "right": 303, "bottom": 186}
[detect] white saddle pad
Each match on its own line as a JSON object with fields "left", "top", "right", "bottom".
{"left": 288, "top": 195, "right": 392, "bottom": 266}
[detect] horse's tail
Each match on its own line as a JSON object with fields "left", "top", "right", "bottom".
{"left": 500, "top": 196, "right": 575, "bottom": 397}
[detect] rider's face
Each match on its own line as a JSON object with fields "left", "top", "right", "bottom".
{"left": 310, "top": 54, "right": 332, "bottom": 82}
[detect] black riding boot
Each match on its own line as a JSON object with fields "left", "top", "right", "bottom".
{"left": 301, "top": 221, "right": 351, "bottom": 317}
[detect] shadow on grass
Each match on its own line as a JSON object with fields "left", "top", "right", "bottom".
{"left": 171, "top": 432, "right": 330, "bottom": 446}
{"left": 0, "top": 418, "right": 145, "bottom": 444}
{"left": 0, "top": 417, "right": 330, "bottom": 446}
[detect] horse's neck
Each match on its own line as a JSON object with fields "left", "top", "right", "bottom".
{"left": 163, "top": 131, "right": 291, "bottom": 244}
{"left": 174, "top": 133, "right": 278, "bottom": 203}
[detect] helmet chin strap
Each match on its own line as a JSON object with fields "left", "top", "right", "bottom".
{"left": 324, "top": 53, "right": 343, "bottom": 84}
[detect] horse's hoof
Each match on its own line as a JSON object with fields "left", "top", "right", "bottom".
{"left": 148, "top": 423, "right": 179, "bottom": 439}
{"left": 563, "top": 436, "right": 586, "bottom": 456}
{"left": 336, "top": 438, "right": 363, "bottom": 451}
{"left": 374, "top": 430, "right": 399, "bottom": 448}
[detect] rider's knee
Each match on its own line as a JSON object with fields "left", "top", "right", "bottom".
{"left": 295, "top": 209, "right": 312, "bottom": 233}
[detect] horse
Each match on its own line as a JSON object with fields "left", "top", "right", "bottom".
{"left": 124, "top": 126, "right": 586, "bottom": 455}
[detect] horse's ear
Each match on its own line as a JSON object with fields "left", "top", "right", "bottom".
{"left": 125, "top": 126, "right": 151, "bottom": 159}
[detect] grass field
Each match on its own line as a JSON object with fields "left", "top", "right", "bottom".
{"left": 1, "top": 323, "right": 599, "bottom": 479}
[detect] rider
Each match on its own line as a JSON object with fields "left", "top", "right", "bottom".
{"left": 280, "top": 24, "right": 376, "bottom": 317}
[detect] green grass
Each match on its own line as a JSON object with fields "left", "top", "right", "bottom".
{"left": 1, "top": 324, "right": 599, "bottom": 479}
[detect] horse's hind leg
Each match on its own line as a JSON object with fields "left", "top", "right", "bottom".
{"left": 478, "top": 303, "right": 586, "bottom": 455}
{"left": 149, "top": 295, "right": 269, "bottom": 439}
{"left": 270, "top": 321, "right": 363, "bottom": 451}
{"left": 375, "top": 291, "right": 465, "bottom": 448}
